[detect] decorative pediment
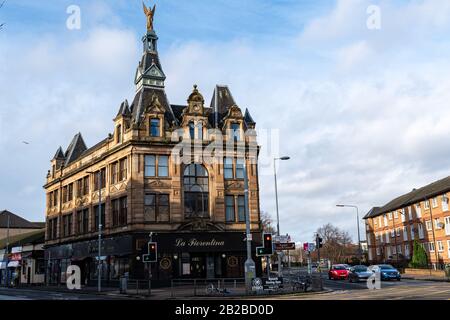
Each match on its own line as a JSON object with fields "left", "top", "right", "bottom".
{"left": 146, "top": 94, "right": 165, "bottom": 114}
{"left": 144, "top": 64, "right": 165, "bottom": 79}
{"left": 147, "top": 179, "right": 171, "bottom": 189}
{"left": 226, "top": 105, "right": 243, "bottom": 120}
{"left": 177, "top": 219, "right": 225, "bottom": 232}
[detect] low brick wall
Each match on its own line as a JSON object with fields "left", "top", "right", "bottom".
{"left": 403, "top": 268, "right": 446, "bottom": 277}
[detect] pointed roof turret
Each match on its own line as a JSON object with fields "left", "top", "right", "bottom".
{"left": 244, "top": 108, "right": 256, "bottom": 126}
{"left": 64, "top": 132, "right": 87, "bottom": 166}
{"left": 52, "top": 146, "right": 65, "bottom": 160}
{"left": 115, "top": 100, "right": 131, "bottom": 119}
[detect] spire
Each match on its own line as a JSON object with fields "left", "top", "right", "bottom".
{"left": 135, "top": 3, "right": 166, "bottom": 90}
{"left": 64, "top": 132, "right": 87, "bottom": 166}
{"left": 115, "top": 100, "right": 131, "bottom": 119}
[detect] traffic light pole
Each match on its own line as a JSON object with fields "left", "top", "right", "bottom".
{"left": 316, "top": 234, "right": 323, "bottom": 291}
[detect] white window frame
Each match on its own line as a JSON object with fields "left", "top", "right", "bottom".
{"left": 416, "top": 204, "right": 422, "bottom": 218}
{"left": 426, "top": 220, "right": 432, "bottom": 231}
{"left": 445, "top": 216, "right": 450, "bottom": 236}
{"left": 401, "top": 208, "right": 406, "bottom": 222}
{"left": 424, "top": 200, "right": 430, "bottom": 210}
{"left": 428, "top": 242, "right": 435, "bottom": 252}
{"left": 388, "top": 212, "right": 393, "bottom": 220}
{"left": 376, "top": 247, "right": 381, "bottom": 256}
{"left": 405, "top": 244, "right": 410, "bottom": 258}
{"left": 403, "top": 226, "right": 408, "bottom": 241}
{"left": 434, "top": 218, "right": 441, "bottom": 230}
{"left": 447, "top": 240, "right": 450, "bottom": 259}
{"left": 384, "top": 214, "right": 388, "bottom": 226}
{"left": 437, "top": 241, "right": 444, "bottom": 252}
{"left": 394, "top": 211, "right": 398, "bottom": 219}
{"left": 432, "top": 197, "right": 438, "bottom": 208}
{"left": 418, "top": 223, "right": 425, "bottom": 239}
{"left": 408, "top": 206, "right": 413, "bottom": 220}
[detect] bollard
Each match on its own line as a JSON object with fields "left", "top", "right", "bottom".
{"left": 194, "top": 279, "right": 197, "bottom": 296}
{"left": 171, "top": 280, "right": 174, "bottom": 298}
{"left": 136, "top": 280, "right": 139, "bottom": 295}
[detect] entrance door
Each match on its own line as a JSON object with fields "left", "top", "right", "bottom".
{"left": 190, "top": 255, "right": 205, "bottom": 278}
{"left": 206, "top": 255, "right": 215, "bottom": 279}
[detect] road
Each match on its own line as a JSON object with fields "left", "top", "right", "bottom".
{"left": 279, "top": 267, "right": 450, "bottom": 300}
{"left": 0, "top": 287, "right": 137, "bottom": 300}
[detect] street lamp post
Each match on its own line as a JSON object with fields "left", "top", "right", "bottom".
{"left": 273, "top": 156, "right": 290, "bottom": 277}
{"left": 243, "top": 160, "right": 255, "bottom": 294}
{"left": 336, "top": 204, "right": 362, "bottom": 263}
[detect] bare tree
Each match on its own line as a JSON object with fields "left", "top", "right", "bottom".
{"left": 0, "top": 0, "right": 5, "bottom": 30}
{"left": 260, "top": 211, "right": 276, "bottom": 234}
{"left": 315, "top": 223, "right": 354, "bottom": 264}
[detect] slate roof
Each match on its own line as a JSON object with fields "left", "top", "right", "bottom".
{"left": 0, "top": 210, "right": 45, "bottom": 229}
{"left": 116, "top": 100, "right": 131, "bottom": 118}
{"left": 130, "top": 87, "right": 177, "bottom": 126}
{"left": 52, "top": 147, "right": 65, "bottom": 160}
{"left": 363, "top": 176, "right": 450, "bottom": 219}
{"left": 64, "top": 133, "right": 87, "bottom": 166}
{"left": 0, "top": 230, "right": 45, "bottom": 249}
{"left": 210, "top": 85, "right": 237, "bottom": 128}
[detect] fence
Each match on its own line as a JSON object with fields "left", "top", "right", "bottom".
{"left": 170, "top": 278, "right": 245, "bottom": 298}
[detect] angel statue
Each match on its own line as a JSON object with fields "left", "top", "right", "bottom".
{"left": 143, "top": 2, "right": 156, "bottom": 31}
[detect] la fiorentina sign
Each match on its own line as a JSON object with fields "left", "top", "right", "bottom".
{"left": 175, "top": 238, "right": 225, "bottom": 248}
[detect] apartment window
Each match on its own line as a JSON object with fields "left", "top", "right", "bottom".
{"left": 224, "top": 158, "right": 234, "bottom": 179}
{"left": 82, "top": 209, "right": 89, "bottom": 234}
{"left": 144, "top": 194, "right": 169, "bottom": 222}
{"left": 428, "top": 242, "right": 435, "bottom": 252}
{"left": 437, "top": 241, "right": 444, "bottom": 252}
{"left": 376, "top": 247, "right": 381, "bottom": 256}
{"left": 119, "top": 158, "right": 127, "bottom": 181}
{"left": 145, "top": 155, "right": 156, "bottom": 177}
{"left": 116, "top": 124, "right": 122, "bottom": 143}
{"left": 445, "top": 216, "right": 450, "bottom": 236}
{"left": 432, "top": 197, "right": 438, "bottom": 208}
{"left": 401, "top": 209, "right": 406, "bottom": 222}
{"left": 93, "top": 168, "right": 106, "bottom": 191}
{"left": 426, "top": 220, "right": 432, "bottom": 231}
{"left": 62, "top": 186, "right": 67, "bottom": 203}
{"left": 374, "top": 218, "right": 378, "bottom": 226}
{"left": 94, "top": 204, "right": 106, "bottom": 231}
{"left": 235, "top": 159, "right": 245, "bottom": 179}
{"left": 394, "top": 211, "right": 398, "bottom": 219}
{"left": 145, "top": 155, "right": 168, "bottom": 177}
{"left": 77, "top": 210, "right": 82, "bottom": 234}
{"left": 424, "top": 200, "right": 430, "bottom": 209}
{"left": 62, "top": 214, "right": 72, "bottom": 238}
{"left": 442, "top": 195, "right": 449, "bottom": 212}
{"left": 231, "top": 123, "right": 241, "bottom": 141}
{"left": 189, "top": 122, "right": 195, "bottom": 140}
{"left": 237, "top": 196, "right": 246, "bottom": 222}
{"left": 418, "top": 223, "right": 425, "bottom": 239}
{"left": 403, "top": 226, "right": 408, "bottom": 241}
{"left": 392, "top": 245, "right": 397, "bottom": 255}
{"left": 405, "top": 244, "right": 410, "bottom": 258}
{"left": 388, "top": 212, "right": 392, "bottom": 220}
{"left": 396, "top": 228, "right": 401, "bottom": 237}
{"left": 378, "top": 216, "right": 382, "bottom": 227}
{"left": 112, "top": 197, "right": 128, "bottom": 227}
{"left": 391, "top": 230, "right": 395, "bottom": 238}
{"left": 111, "top": 162, "right": 118, "bottom": 184}
{"left": 434, "top": 218, "right": 442, "bottom": 230}
{"left": 47, "top": 217, "right": 58, "bottom": 240}
{"left": 158, "top": 156, "right": 169, "bottom": 177}
{"left": 447, "top": 240, "right": 450, "bottom": 258}
{"left": 76, "top": 179, "right": 82, "bottom": 198}
{"left": 397, "top": 245, "right": 402, "bottom": 255}
{"left": 196, "top": 123, "right": 203, "bottom": 141}
{"left": 416, "top": 204, "right": 422, "bottom": 218}
{"left": 383, "top": 214, "right": 388, "bottom": 226}
{"left": 410, "top": 226, "right": 415, "bottom": 240}
{"left": 225, "top": 196, "right": 235, "bottom": 222}
{"left": 150, "top": 118, "right": 160, "bottom": 137}
{"left": 83, "top": 176, "right": 89, "bottom": 195}
{"left": 408, "top": 206, "right": 413, "bottom": 220}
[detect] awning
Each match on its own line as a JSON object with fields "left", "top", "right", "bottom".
{"left": 0, "top": 262, "right": 6, "bottom": 270}
{"left": 7, "top": 261, "right": 20, "bottom": 268}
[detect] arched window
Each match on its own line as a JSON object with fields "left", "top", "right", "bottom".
{"left": 116, "top": 125, "right": 122, "bottom": 143}
{"left": 150, "top": 118, "right": 160, "bottom": 137}
{"left": 184, "top": 164, "right": 209, "bottom": 218}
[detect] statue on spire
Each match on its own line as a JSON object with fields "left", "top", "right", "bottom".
{"left": 143, "top": 2, "right": 156, "bottom": 32}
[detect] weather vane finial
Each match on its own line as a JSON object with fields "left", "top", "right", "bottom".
{"left": 142, "top": 1, "right": 156, "bottom": 32}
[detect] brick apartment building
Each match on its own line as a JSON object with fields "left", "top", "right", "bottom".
{"left": 364, "top": 176, "right": 450, "bottom": 269}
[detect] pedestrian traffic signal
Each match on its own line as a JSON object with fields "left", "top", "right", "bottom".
{"left": 148, "top": 242, "right": 157, "bottom": 262}
{"left": 263, "top": 233, "right": 273, "bottom": 255}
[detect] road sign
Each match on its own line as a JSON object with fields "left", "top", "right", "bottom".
{"left": 273, "top": 235, "right": 291, "bottom": 243}
{"left": 275, "top": 242, "right": 296, "bottom": 251}
{"left": 303, "top": 243, "right": 316, "bottom": 252}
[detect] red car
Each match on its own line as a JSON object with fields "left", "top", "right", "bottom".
{"left": 328, "top": 265, "right": 349, "bottom": 280}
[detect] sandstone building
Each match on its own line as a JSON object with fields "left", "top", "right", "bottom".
{"left": 44, "top": 10, "right": 262, "bottom": 285}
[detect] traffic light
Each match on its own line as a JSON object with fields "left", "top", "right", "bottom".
{"left": 316, "top": 236, "right": 323, "bottom": 249}
{"left": 263, "top": 233, "right": 273, "bottom": 255}
{"left": 148, "top": 242, "right": 157, "bottom": 262}
{"left": 256, "top": 247, "right": 266, "bottom": 257}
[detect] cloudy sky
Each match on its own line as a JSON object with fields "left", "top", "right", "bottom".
{"left": 2, "top": 0, "right": 450, "bottom": 243}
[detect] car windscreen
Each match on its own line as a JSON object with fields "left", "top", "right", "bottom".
{"left": 333, "top": 266, "right": 346, "bottom": 270}
{"left": 354, "top": 267, "right": 368, "bottom": 272}
{"left": 380, "top": 265, "right": 394, "bottom": 270}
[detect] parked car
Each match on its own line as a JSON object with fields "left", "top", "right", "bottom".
{"left": 348, "top": 265, "right": 372, "bottom": 283}
{"left": 328, "top": 265, "right": 349, "bottom": 280}
{"left": 369, "top": 264, "right": 401, "bottom": 281}
{"left": 341, "top": 264, "right": 352, "bottom": 270}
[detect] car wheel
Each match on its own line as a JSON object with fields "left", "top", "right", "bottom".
{"left": 397, "top": 278, "right": 401, "bottom": 281}
{"left": 349, "top": 278, "right": 352, "bottom": 283}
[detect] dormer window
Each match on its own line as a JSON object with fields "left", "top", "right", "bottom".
{"left": 231, "top": 123, "right": 241, "bottom": 141}
{"left": 150, "top": 118, "right": 160, "bottom": 137}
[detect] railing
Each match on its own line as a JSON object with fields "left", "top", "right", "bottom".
{"left": 170, "top": 278, "right": 245, "bottom": 298}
